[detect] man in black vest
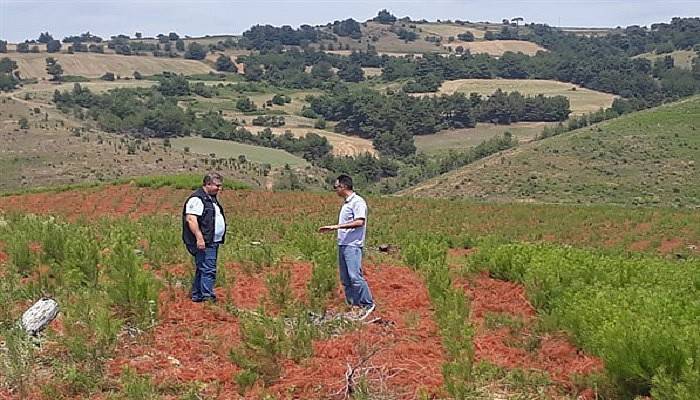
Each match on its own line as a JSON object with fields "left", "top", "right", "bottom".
{"left": 182, "top": 173, "right": 227, "bottom": 303}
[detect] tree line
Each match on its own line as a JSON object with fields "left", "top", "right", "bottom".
{"left": 307, "top": 87, "right": 569, "bottom": 156}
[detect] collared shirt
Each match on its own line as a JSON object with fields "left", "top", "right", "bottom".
{"left": 185, "top": 196, "right": 226, "bottom": 243}
{"left": 337, "top": 192, "right": 367, "bottom": 247}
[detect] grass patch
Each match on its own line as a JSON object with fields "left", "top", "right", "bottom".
{"left": 169, "top": 136, "right": 310, "bottom": 167}
{"left": 130, "top": 174, "right": 250, "bottom": 190}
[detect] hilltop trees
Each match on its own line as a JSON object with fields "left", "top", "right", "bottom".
{"left": 0, "top": 41, "right": 6, "bottom": 53}
{"left": 374, "top": 9, "right": 397, "bottom": 24}
{"left": 63, "top": 32, "right": 103, "bottom": 44}
{"left": 47, "top": 39, "right": 62, "bottom": 53}
{"left": 38, "top": 32, "right": 54, "bottom": 43}
{"left": 332, "top": 19, "right": 362, "bottom": 38}
{"left": 240, "top": 24, "right": 320, "bottom": 50}
{"left": 46, "top": 57, "right": 63, "bottom": 82}
{"left": 175, "top": 39, "right": 185, "bottom": 52}
{"left": 184, "top": 42, "right": 206, "bottom": 60}
{"left": 17, "top": 43, "right": 29, "bottom": 53}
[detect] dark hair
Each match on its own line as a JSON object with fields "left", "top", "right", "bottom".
{"left": 336, "top": 174, "right": 353, "bottom": 190}
{"left": 203, "top": 172, "right": 223, "bottom": 186}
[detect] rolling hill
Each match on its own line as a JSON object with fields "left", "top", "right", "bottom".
{"left": 401, "top": 95, "right": 700, "bottom": 207}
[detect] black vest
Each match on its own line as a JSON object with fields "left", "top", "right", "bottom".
{"left": 182, "top": 187, "right": 226, "bottom": 247}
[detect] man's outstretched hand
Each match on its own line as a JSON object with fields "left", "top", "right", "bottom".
{"left": 318, "top": 225, "right": 338, "bottom": 233}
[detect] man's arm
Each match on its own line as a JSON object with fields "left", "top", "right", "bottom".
{"left": 318, "top": 218, "right": 364, "bottom": 233}
{"left": 186, "top": 214, "right": 206, "bottom": 249}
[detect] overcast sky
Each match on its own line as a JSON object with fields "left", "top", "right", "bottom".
{"left": 1, "top": 0, "right": 699, "bottom": 42}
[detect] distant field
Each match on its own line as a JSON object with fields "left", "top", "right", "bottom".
{"left": 362, "top": 67, "right": 383, "bottom": 77}
{"left": 560, "top": 27, "right": 616, "bottom": 37}
{"left": 8, "top": 52, "right": 213, "bottom": 80}
{"left": 453, "top": 40, "right": 545, "bottom": 56}
{"left": 635, "top": 50, "right": 696, "bottom": 70}
{"left": 415, "top": 122, "right": 549, "bottom": 154}
{"left": 169, "top": 136, "right": 309, "bottom": 167}
{"left": 244, "top": 125, "right": 376, "bottom": 156}
{"left": 418, "top": 23, "right": 487, "bottom": 39}
{"left": 436, "top": 79, "right": 617, "bottom": 115}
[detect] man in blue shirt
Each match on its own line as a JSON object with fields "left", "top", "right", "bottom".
{"left": 319, "top": 174, "right": 375, "bottom": 320}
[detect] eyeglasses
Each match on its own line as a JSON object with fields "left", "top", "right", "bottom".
{"left": 332, "top": 184, "right": 341, "bottom": 190}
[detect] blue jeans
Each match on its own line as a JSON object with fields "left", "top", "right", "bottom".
{"left": 188, "top": 243, "right": 219, "bottom": 301}
{"left": 338, "top": 245, "right": 374, "bottom": 307}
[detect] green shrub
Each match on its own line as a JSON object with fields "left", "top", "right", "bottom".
{"left": 105, "top": 230, "right": 159, "bottom": 328}
{"left": 474, "top": 242, "right": 700, "bottom": 397}
{"left": 0, "top": 326, "right": 36, "bottom": 397}
{"left": 265, "top": 266, "right": 293, "bottom": 311}
{"left": 119, "top": 367, "right": 158, "bottom": 400}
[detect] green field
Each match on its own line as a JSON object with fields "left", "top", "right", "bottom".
{"left": 437, "top": 79, "right": 617, "bottom": 115}
{"left": 404, "top": 95, "right": 700, "bottom": 207}
{"left": 415, "top": 122, "right": 549, "bottom": 154}
{"left": 169, "top": 136, "right": 309, "bottom": 167}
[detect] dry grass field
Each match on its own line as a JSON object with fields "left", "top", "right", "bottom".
{"left": 7, "top": 52, "right": 213, "bottom": 80}
{"left": 436, "top": 78, "right": 617, "bottom": 115}
{"left": 450, "top": 40, "right": 545, "bottom": 56}
{"left": 415, "top": 122, "right": 549, "bottom": 154}
{"left": 418, "top": 23, "right": 487, "bottom": 39}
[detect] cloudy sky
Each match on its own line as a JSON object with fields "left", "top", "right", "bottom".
{"left": 1, "top": 0, "right": 698, "bottom": 42}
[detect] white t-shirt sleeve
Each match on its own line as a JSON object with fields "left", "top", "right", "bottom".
{"left": 352, "top": 199, "right": 367, "bottom": 220}
{"left": 185, "top": 197, "right": 204, "bottom": 216}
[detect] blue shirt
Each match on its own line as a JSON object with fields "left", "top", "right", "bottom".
{"left": 337, "top": 192, "right": 367, "bottom": 247}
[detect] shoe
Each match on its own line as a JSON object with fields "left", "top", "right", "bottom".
{"left": 356, "top": 303, "right": 376, "bottom": 321}
{"left": 345, "top": 304, "right": 376, "bottom": 321}
{"left": 192, "top": 297, "right": 204, "bottom": 303}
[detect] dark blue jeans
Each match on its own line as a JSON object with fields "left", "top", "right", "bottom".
{"left": 338, "top": 245, "right": 374, "bottom": 307}
{"left": 188, "top": 243, "right": 219, "bottom": 301}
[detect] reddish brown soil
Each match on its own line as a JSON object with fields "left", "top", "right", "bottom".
{"left": 658, "top": 238, "right": 683, "bottom": 254}
{"left": 461, "top": 272, "right": 603, "bottom": 392}
{"left": 106, "top": 262, "right": 445, "bottom": 400}
{"left": 0, "top": 185, "right": 340, "bottom": 222}
{"left": 447, "top": 247, "right": 477, "bottom": 258}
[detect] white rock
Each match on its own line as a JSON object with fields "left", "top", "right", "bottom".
{"left": 21, "top": 298, "right": 59, "bottom": 335}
